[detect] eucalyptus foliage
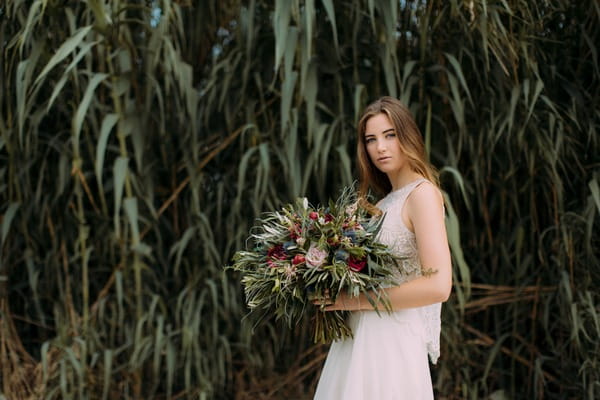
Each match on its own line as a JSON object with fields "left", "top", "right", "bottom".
{"left": 0, "top": 0, "right": 598, "bottom": 399}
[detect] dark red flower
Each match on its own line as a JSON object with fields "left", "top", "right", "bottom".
{"left": 324, "top": 214, "right": 334, "bottom": 223}
{"left": 348, "top": 256, "right": 367, "bottom": 272}
{"left": 267, "top": 244, "right": 287, "bottom": 260}
{"left": 289, "top": 224, "right": 302, "bottom": 239}
{"left": 292, "top": 254, "right": 305, "bottom": 265}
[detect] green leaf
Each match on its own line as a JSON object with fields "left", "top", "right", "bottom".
{"left": 46, "top": 40, "right": 100, "bottom": 112}
{"left": 1, "top": 202, "right": 20, "bottom": 246}
{"left": 95, "top": 113, "right": 119, "bottom": 185}
{"left": 273, "top": 0, "right": 292, "bottom": 72}
{"left": 72, "top": 73, "right": 109, "bottom": 147}
{"left": 444, "top": 52, "right": 474, "bottom": 107}
{"left": 589, "top": 177, "right": 600, "bottom": 214}
{"left": 34, "top": 25, "right": 93, "bottom": 87}
{"left": 123, "top": 197, "right": 140, "bottom": 243}
{"left": 113, "top": 156, "right": 128, "bottom": 236}
{"left": 320, "top": 0, "right": 339, "bottom": 57}
{"left": 101, "top": 349, "right": 113, "bottom": 400}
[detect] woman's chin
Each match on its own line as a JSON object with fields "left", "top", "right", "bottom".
{"left": 376, "top": 165, "right": 397, "bottom": 174}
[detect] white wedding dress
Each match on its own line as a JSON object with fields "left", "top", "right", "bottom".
{"left": 314, "top": 179, "right": 441, "bottom": 400}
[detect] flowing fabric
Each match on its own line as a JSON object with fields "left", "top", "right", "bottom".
{"left": 314, "top": 179, "right": 441, "bottom": 400}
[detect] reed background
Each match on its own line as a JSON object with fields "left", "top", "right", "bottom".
{"left": 1, "top": 0, "right": 598, "bottom": 399}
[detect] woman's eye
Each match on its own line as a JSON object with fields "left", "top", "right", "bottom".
{"left": 386, "top": 133, "right": 396, "bottom": 139}
{"left": 365, "top": 138, "right": 375, "bottom": 143}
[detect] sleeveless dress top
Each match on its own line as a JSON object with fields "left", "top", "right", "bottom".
{"left": 313, "top": 178, "right": 441, "bottom": 400}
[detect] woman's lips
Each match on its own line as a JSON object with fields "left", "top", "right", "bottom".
{"left": 377, "top": 156, "right": 391, "bottom": 162}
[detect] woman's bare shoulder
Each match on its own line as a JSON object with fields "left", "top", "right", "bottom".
{"left": 408, "top": 180, "right": 443, "bottom": 207}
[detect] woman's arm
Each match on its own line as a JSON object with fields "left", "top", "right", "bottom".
{"left": 321, "top": 182, "right": 452, "bottom": 311}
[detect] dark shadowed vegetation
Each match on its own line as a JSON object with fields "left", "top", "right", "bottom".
{"left": 0, "top": 0, "right": 598, "bottom": 398}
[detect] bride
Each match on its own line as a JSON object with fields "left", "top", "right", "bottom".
{"left": 313, "top": 97, "right": 452, "bottom": 399}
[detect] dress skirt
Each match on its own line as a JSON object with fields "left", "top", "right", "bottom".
{"left": 313, "top": 308, "right": 433, "bottom": 400}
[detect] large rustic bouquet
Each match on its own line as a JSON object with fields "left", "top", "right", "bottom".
{"left": 229, "top": 186, "right": 400, "bottom": 343}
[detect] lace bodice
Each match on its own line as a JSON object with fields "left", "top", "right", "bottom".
{"left": 375, "top": 178, "right": 442, "bottom": 364}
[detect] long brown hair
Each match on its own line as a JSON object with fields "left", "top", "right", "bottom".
{"left": 356, "top": 96, "right": 439, "bottom": 198}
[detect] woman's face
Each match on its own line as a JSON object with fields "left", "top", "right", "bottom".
{"left": 364, "top": 113, "right": 407, "bottom": 175}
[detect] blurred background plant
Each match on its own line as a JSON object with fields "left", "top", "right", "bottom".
{"left": 0, "top": 0, "right": 598, "bottom": 399}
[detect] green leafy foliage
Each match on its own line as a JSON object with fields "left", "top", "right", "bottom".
{"left": 229, "top": 187, "right": 400, "bottom": 343}
{"left": 0, "top": 0, "right": 598, "bottom": 399}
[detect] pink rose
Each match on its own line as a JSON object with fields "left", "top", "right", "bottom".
{"left": 309, "top": 211, "right": 319, "bottom": 220}
{"left": 305, "top": 244, "right": 328, "bottom": 268}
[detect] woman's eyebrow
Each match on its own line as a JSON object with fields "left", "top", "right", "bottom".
{"left": 365, "top": 128, "right": 394, "bottom": 136}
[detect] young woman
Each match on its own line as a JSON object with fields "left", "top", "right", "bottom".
{"left": 313, "top": 97, "right": 452, "bottom": 399}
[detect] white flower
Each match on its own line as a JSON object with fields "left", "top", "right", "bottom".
{"left": 345, "top": 202, "right": 358, "bottom": 215}
{"left": 284, "top": 264, "right": 297, "bottom": 278}
{"left": 302, "top": 197, "right": 309, "bottom": 209}
{"left": 296, "top": 237, "right": 306, "bottom": 246}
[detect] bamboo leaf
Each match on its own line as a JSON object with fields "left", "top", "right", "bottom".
{"left": 170, "top": 227, "right": 196, "bottom": 275}
{"left": 96, "top": 113, "right": 119, "bottom": 184}
{"left": 280, "top": 71, "right": 298, "bottom": 130}
{"left": 589, "top": 177, "right": 600, "bottom": 214}
{"left": 88, "top": 0, "right": 112, "bottom": 30}
{"left": 123, "top": 197, "right": 140, "bottom": 244}
{"left": 15, "top": 44, "right": 43, "bottom": 144}
{"left": 353, "top": 84, "right": 365, "bottom": 125}
{"left": 73, "top": 73, "right": 109, "bottom": 146}
{"left": 113, "top": 156, "right": 129, "bottom": 236}
{"left": 273, "top": 0, "right": 292, "bottom": 72}
{"left": 443, "top": 193, "right": 471, "bottom": 301}
{"left": 305, "top": 0, "right": 315, "bottom": 58}
{"left": 444, "top": 52, "right": 474, "bottom": 107}
{"left": 304, "top": 61, "right": 318, "bottom": 143}
{"left": 33, "top": 25, "right": 93, "bottom": 87}
{"left": 320, "top": 0, "right": 339, "bottom": 57}
{"left": 1, "top": 202, "right": 20, "bottom": 246}
{"left": 381, "top": 49, "right": 397, "bottom": 99}
{"left": 440, "top": 166, "right": 471, "bottom": 210}
{"left": 101, "top": 349, "right": 113, "bottom": 400}
{"left": 335, "top": 145, "right": 353, "bottom": 187}
{"left": 47, "top": 40, "right": 100, "bottom": 112}
{"left": 367, "top": 0, "right": 376, "bottom": 33}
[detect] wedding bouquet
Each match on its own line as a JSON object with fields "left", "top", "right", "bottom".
{"left": 229, "top": 186, "right": 400, "bottom": 343}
